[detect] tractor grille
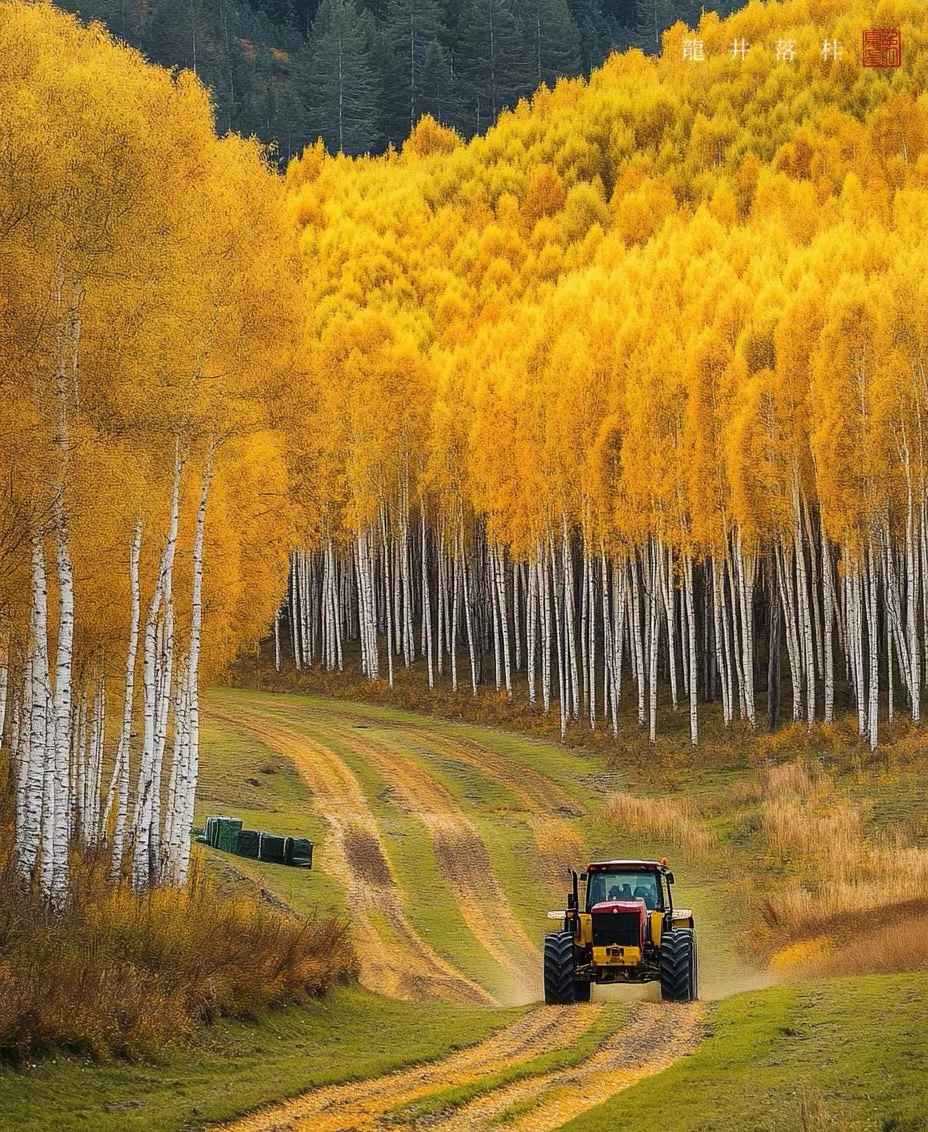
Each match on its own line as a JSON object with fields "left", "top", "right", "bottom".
{"left": 592, "top": 912, "right": 640, "bottom": 948}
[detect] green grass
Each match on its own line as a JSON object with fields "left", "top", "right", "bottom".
{"left": 196, "top": 717, "right": 343, "bottom": 919}
{"left": 0, "top": 989, "right": 522, "bottom": 1132}
{"left": 223, "top": 697, "right": 515, "bottom": 997}
{"left": 0, "top": 697, "right": 526, "bottom": 1132}
{"left": 561, "top": 974, "right": 928, "bottom": 1132}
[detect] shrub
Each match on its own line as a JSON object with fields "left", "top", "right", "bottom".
{"left": 0, "top": 840, "right": 356, "bottom": 1062}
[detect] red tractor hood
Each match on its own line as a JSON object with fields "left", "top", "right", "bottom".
{"left": 589, "top": 900, "right": 647, "bottom": 949}
{"left": 590, "top": 900, "right": 645, "bottom": 914}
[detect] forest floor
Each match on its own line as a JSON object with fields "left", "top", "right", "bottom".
{"left": 4, "top": 685, "right": 928, "bottom": 1131}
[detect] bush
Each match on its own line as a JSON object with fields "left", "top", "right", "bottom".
{"left": 0, "top": 839, "right": 356, "bottom": 1062}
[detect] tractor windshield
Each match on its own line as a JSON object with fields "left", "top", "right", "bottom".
{"left": 586, "top": 871, "right": 663, "bottom": 911}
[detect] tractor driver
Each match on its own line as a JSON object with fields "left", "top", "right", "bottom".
{"left": 633, "top": 875, "right": 660, "bottom": 910}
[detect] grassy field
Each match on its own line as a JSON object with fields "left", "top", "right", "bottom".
{"left": 563, "top": 974, "right": 928, "bottom": 1132}
{"left": 0, "top": 704, "right": 525, "bottom": 1132}
{"left": 7, "top": 680, "right": 928, "bottom": 1132}
{"left": 0, "top": 990, "right": 520, "bottom": 1132}
{"left": 205, "top": 687, "right": 759, "bottom": 998}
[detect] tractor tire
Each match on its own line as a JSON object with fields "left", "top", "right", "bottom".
{"left": 544, "top": 932, "right": 579, "bottom": 1005}
{"left": 660, "top": 929, "right": 698, "bottom": 1002}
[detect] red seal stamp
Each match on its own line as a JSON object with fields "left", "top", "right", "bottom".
{"left": 862, "top": 28, "right": 902, "bottom": 67}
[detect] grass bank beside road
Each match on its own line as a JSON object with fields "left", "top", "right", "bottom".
{"left": 0, "top": 990, "right": 522, "bottom": 1132}
{"left": 562, "top": 973, "right": 928, "bottom": 1132}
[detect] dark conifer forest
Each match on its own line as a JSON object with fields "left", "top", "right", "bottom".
{"left": 63, "top": 0, "right": 745, "bottom": 158}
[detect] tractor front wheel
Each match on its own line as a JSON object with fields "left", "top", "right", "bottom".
{"left": 543, "top": 932, "right": 582, "bottom": 1004}
{"left": 660, "top": 929, "right": 698, "bottom": 1002}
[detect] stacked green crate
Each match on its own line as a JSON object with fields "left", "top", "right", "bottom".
{"left": 216, "top": 817, "right": 243, "bottom": 853}
{"left": 236, "top": 829, "right": 260, "bottom": 858}
{"left": 289, "top": 837, "right": 314, "bottom": 868}
{"left": 258, "top": 832, "right": 286, "bottom": 863}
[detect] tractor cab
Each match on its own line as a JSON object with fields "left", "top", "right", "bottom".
{"left": 585, "top": 862, "right": 667, "bottom": 911}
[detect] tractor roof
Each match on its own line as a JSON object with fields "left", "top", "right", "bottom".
{"left": 587, "top": 860, "right": 665, "bottom": 871}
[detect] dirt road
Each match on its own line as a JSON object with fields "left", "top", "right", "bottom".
{"left": 209, "top": 707, "right": 492, "bottom": 1006}
{"left": 308, "top": 717, "right": 542, "bottom": 1002}
{"left": 217, "top": 1001, "right": 705, "bottom": 1132}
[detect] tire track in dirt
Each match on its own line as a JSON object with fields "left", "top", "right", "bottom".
{"left": 303, "top": 706, "right": 592, "bottom": 890}
{"left": 215, "top": 1005, "right": 604, "bottom": 1132}
{"left": 406, "top": 728, "right": 592, "bottom": 888}
{"left": 424, "top": 1001, "right": 706, "bottom": 1132}
{"left": 307, "top": 718, "right": 543, "bottom": 1004}
{"left": 207, "top": 706, "right": 492, "bottom": 1007}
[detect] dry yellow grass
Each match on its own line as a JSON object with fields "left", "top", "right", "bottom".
{"left": 0, "top": 841, "right": 356, "bottom": 1061}
{"left": 604, "top": 793, "right": 715, "bottom": 859}
{"left": 530, "top": 816, "right": 585, "bottom": 885}
{"left": 770, "top": 902, "right": 928, "bottom": 978}
{"left": 759, "top": 758, "right": 928, "bottom": 944}
{"left": 811, "top": 912, "right": 928, "bottom": 977}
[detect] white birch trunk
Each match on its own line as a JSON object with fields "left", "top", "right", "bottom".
{"left": 104, "top": 527, "right": 141, "bottom": 871}
{"left": 539, "top": 548, "right": 551, "bottom": 712}
{"left": 551, "top": 534, "right": 567, "bottom": 739}
{"left": 630, "top": 552, "right": 646, "bottom": 727}
{"left": 132, "top": 447, "right": 181, "bottom": 889}
{"left": 493, "top": 545, "right": 512, "bottom": 697}
{"left": 459, "top": 527, "right": 477, "bottom": 695}
{"left": 712, "top": 557, "right": 731, "bottom": 725}
{"left": 866, "top": 542, "right": 879, "bottom": 750}
{"left": 661, "top": 544, "right": 678, "bottom": 710}
{"left": 776, "top": 542, "right": 802, "bottom": 721}
{"left": 450, "top": 543, "right": 460, "bottom": 692}
{"left": 421, "top": 512, "right": 434, "bottom": 688}
{"left": 527, "top": 554, "right": 538, "bottom": 705}
{"left": 513, "top": 563, "right": 522, "bottom": 674}
{"left": 822, "top": 537, "right": 835, "bottom": 723}
{"left": 562, "top": 518, "right": 580, "bottom": 720}
{"left": 683, "top": 552, "right": 698, "bottom": 745}
{"left": 20, "top": 541, "right": 49, "bottom": 886}
{"left": 908, "top": 490, "right": 921, "bottom": 723}
{"left": 173, "top": 456, "right": 214, "bottom": 886}
{"left": 648, "top": 539, "right": 659, "bottom": 745}
{"left": 437, "top": 528, "right": 446, "bottom": 676}
{"left": 734, "top": 529, "right": 756, "bottom": 729}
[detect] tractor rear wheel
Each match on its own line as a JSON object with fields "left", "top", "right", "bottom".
{"left": 543, "top": 932, "right": 580, "bottom": 1004}
{"left": 660, "top": 929, "right": 698, "bottom": 1002}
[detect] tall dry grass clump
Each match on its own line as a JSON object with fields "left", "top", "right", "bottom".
{"left": 605, "top": 792, "right": 715, "bottom": 859}
{"left": 759, "top": 759, "right": 928, "bottom": 941}
{"left": 0, "top": 819, "right": 356, "bottom": 1061}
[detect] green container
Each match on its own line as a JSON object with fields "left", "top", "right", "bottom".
{"left": 205, "top": 816, "right": 219, "bottom": 848}
{"left": 290, "top": 837, "right": 314, "bottom": 868}
{"left": 217, "top": 817, "right": 243, "bottom": 853}
{"left": 259, "top": 832, "right": 286, "bottom": 863}
{"left": 236, "top": 829, "right": 260, "bottom": 859}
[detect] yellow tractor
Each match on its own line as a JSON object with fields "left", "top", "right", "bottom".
{"left": 543, "top": 858, "right": 697, "bottom": 1004}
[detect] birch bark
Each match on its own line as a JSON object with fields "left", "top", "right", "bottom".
{"left": 683, "top": 552, "right": 698, "bottom": 745}
{"left": 421, "top": 511, "right": 434, "bottom": 688}
{"left": 132, "top": 446, "right": 181, "bottom": 889}
{"left": 174, "top": 455, "right": 214, "bottom": 886}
